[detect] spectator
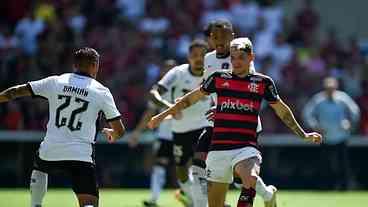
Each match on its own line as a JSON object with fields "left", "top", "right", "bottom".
{"left": 253, "top": 16, "right": 275, "bottom": 59}
{"left": 293, "top": 0, "right": 319, "bottom": 44}
{"left": 116, "top": 0, "right": 146, "bottom": 21}
{"left": 14, "top": 10, "right": 45, "bottom": 55}
{"left": 229, "top": 0, "right": 260, "bottom": 33}
{"left": 261, "top": 0, "right": 283, "bottom": 33}
{"left": 0, "top": 26, "right": 19, "bottom": 51}
{"left": 303, "top": 77, "right": 360, "bottom": 189}
{"left": 295, "top": 0, "right": 319, "bottom": 34}
{"left": 34, "top": 0, "right": 57, "bottom": 23}
{"left": 270, "top": 32, "right": 293, "bottom": 67}
{"left": 200, "top": 1, "right": 233, "bottom": 27}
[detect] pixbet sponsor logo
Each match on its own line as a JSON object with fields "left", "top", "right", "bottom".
{"left": 220, "top": 99, "right": 254, "bottom": 112}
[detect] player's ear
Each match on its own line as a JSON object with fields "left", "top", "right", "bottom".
{"left": 249, "top": 52, "right": 255, "bottom": 62}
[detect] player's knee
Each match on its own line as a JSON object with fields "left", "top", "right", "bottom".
{"left": 239, "top": 171, "right": 257, "bottom": 189}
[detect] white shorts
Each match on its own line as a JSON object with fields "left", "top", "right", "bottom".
{"left": 206, "top": 147, "right": 262, "bottom": 184}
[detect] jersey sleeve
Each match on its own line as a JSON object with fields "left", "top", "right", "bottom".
{"left": 100, "top": 89, "right": 121, "bottom": 122}
{"left": 157, "top": 68, "right": 178, "bottom": 91}
{"left": 27, "top": 76, "right": 56, "bottom": 99}
{"left": 201, "top": 73, "right": 217, "bottom": 94}
{"left": 264, "top": 77, "right": 280, "bottom": 103}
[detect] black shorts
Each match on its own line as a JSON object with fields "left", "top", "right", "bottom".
{"left": 195, "top": 127, "right": 213, "bottom": 153}
{"left": 154, "top": 138, "right": 174, "bottom": 159}
{"left": 173, "top": 127, "right": 210, "bottom": 166}
{"left": 33, "top": 153, "right": 99, "bottom": 197}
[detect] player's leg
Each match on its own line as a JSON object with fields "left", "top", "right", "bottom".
{"left": 173, "top": 132, "right": 194, "bottom": 206}
{"left": 70, "top": 161, "right": 99, "bottom": 207}
{"left": 206, "top": 149, "right": 234, "bottom": 207}
{"left": 144, "top": 139, "right": 173, "bottom": 206}
{"left": 30, "top": 153, "right": 48, "bottom": 207}
{"left": 207, "top": 181, "right": 229, "bottom": 207}
{"left": 234, "top": 156, "right": 276, "bottom": 207}
{"left": 191, "top": 127, "right": 211, "bottom": 207}
{"left": 30, "top": 169, "right": 48, "bottom": 207}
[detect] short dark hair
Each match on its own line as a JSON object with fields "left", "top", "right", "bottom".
{"left": 73, "top": 47, "right": 99, "bottom": 70}
{"left": 204, "top": 21, "right": 215, "bottom": 37}
{"left": 189, "top": 39, "right": 209, "bottom": 53}
{"left": 211, "top": 19, "right": 233, "bottom": 32}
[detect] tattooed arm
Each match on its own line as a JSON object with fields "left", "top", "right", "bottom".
{"left": 270, "top": 99, "right": 322, "bottom": 143}
{"left": 0, "top": 84, "right": 32, "bottom": 103}
{"left": 147, "top": 87, "right": 207, "bottom": 129}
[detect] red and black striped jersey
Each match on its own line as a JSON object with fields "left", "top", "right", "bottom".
{"left": 201, "top": 71, "right": 280, "bottom": 151}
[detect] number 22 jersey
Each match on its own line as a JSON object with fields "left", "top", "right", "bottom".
{"left": 28, "top": 72, "right": 121, "bottom": 163}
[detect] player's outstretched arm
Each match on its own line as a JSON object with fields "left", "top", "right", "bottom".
{"left": 102, "top": 119, "right": 126, "bottom": 143}
{"left": 0, "top": 84, "right": 32, "bottom": 103}
{"left": 270, "top": 99, "right": 322, "bottom": 144}
{"left": 147, "top": 87, "right": 207, "bottom": 129}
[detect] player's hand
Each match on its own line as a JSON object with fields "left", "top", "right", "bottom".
{"left": 148, "top": 115, "right": 164, "bottom": 129}
{"left": 303, "top": 132, "right": 323, "bottom": 144}
{"left": 128, "top": 131, "right": 140, "bottom": 148}
{"left": 205, "top": 107, "right": 216, "bottom": 122}
{"left": 102, "top": 128, "right": 116, "bottom": 143}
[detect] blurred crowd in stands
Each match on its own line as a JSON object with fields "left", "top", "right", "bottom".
{"left": 0, "top": 0, "right": 367, "bottom": 135}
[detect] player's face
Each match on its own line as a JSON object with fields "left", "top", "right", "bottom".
{"left": 231, "top": 50, "right": 253, "bottom": 75}
{"left": 210, "top": 27, "right": 233, "bottom": 55}
{"left": 188, "top": 46, "right": 206, "bottom": 71}
{"left": 91, "top": 59, "right": 100, "bottom": 78}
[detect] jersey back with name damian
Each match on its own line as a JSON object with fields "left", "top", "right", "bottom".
{"left": 158, "top": 64, "right": 212, "bottom": 133}
{"left": 201, "top": 71, "right": 280, "bottom": 151}
{"left": 28, "top": 73, "right": 121, "bottom": 163}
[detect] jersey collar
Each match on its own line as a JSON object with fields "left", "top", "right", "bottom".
{"left": 216, "top": 51, "right": 230, "bottom": 59}
{"left": 188, "top": 65, "right": 203, "bottom": 77}
{"left": 74, "top": 71, "right": 93, "bottom": 78}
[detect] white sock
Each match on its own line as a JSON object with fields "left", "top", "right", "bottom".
{"left": 178, "top": 179, "right": 192, "bottom": 199}
{"left": 255, "top": 176, "right": 273, "bottom": 201}
{"left": 190, "top": 165, "right": 208, "bottom": 207}
{"left": 30, "top": 170, "right": 48, "bottom": 207}
{"left": 150, "top": 165, "right": 166, "bottom": 202}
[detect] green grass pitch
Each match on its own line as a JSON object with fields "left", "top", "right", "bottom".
{"left": 0, "top": 189, "right": 367, "bottom": 207}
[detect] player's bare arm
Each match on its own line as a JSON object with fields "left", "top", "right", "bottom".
{"left": 149, "top": 85, "right": 173, "bottom": 109}
{"left": 102, "top": 119, "right": 125, "bottom": 143}
{"left": 0, "top": 84, "right": 32, "bottom": 103}
{"left": 147, "top": 87, "right": 207, "bottom": 129}
{"left": 270, "top": 99, "right": 322, "bottom": 144}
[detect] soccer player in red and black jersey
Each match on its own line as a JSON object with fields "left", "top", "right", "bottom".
{"left": 148, "top": 37, "right": 322, "bottom": 207}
